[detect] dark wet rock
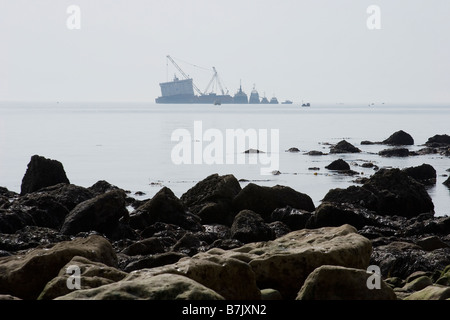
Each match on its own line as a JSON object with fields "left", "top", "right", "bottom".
{"left": 20, "top": 155, "right": 70, "bottom": 196}
{"left": 244, "top": 149, "right": 264, "bottom": 154}
{"left": 404, "top": 215, "right": 450, "bottom": 236}
{"left": 60, "top": 190, "right": 130, "bottom": 239}
{"left": 370, "top": 242, "right": 450, "bottom": 279}
{"left": 121, "top": 237, "right": 167, "bottom": 256}
{"left": 444, "top": 176, "right": 450, "bottom": 188}
{"left": 382, "top": 130, "right": 414, "bottom": 146}
{"left": 361, "top": 140, "right": 376, "bottom": 145}
{"left": 379, "top": 148, "right": 410, "bottom": 157}
{"left": 425, "top": 134, "right": 450, "bottom": 147}
{"left": 329, "top": 140, "right": 361, "bottom": 154}
{"left": 232, "top": 183, "right": 315, "bottom": 220}
{"left": 139, "top": 222, "right": 186, "bottom": 240}
{"left": 268, "top": 221, "right": 292, "bottom": 238}
{"left": 129, "top": 187, "right": 203, "bottom": 232}
{"left": 123, "top": 252, "right": 187, "bottom": 272}
{"left": 230, "top": 210, "right": 274, "bottom": 243}
{"left": 269, "top": 206, "right": 312, "bottom": 230}
{"left": 323, "top": 168, "right": 434, "bottom": 218}
{"left": 308, "top": 167, "right": 320, "bottom": 171}
{"left": 325, "top": 159, "right": 350, "bottom": 171}
{"left": 172, "top": 232, "right": 207, "bottom": 256}
{"left": 0, "top": 226, "right": 71, "bottom": 252}
{"left": 286, "top": 147, "right": 300, "bottom": 152}
{"left": 415, "top": 236, "right": 449, "bottom": 251}
{"left": 88, "top": 180, "right": 121, "bottom": 196}
{"left": 0, "top": 192, "right": 71, "bottom": 234}
{"left": 180, "top": 174, "right": 241, "bottom": 226}
{"left": 361, "top": 162, "right": 375, "bottom": 168}
{"left": 403, "top": 164, "right": 437, "bottom": 185}
{"left": 210, "top": 238, "right": 244, "bottom": 250}
{"left": 306, "top": 202, "right": 379, "bottom": 230}
{"left": 305, "top": 150, "right": 325, "bottom": 156}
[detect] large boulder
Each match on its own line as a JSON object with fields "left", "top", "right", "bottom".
{"left": 269, "top": 206, "right": 312, "bottom": 231}
{"left": 425, "top": 134, "right": 450, "bottom": 147}
{"left": 129, "top": 187, "right": 202, "bottom": 231}
{"left": 121, "top": 250, "right": 261, "bottom": 300}
{"left": 296, "top": 265, "right": 396, "bottom": 300}
{"left": 238, "top": 224, "right": 372, "bottom": 299}
{"left": 382, "top": 130, "right": 414, "bottom": 146}
{"left": 20, "top": 155, "right": 70, "bottom": 195}
{"left": 232, "top": 183, "right": 315, "bottom": 220}
{"left": 323, "top": 168, "right": 434, "bottom": 218}
{"left": 180, "top": 174, "right": 242, "bottom": 225}
{"left": 56, "top": 273, "right": 224, "bottom": 300}
{"left": 38, "top": 256, "right": 128, "bottom": 300}
{"left": 230, "top": 210, "right": 274, "bottom": 243}
{"left": 405, "top": 285, "right": 450, "bottom": 300}
{"left": 403, "top": 164, "right": 436, "bottom": 185}
{"left": 325, "top": 159, "right": 350, "bottom": 171}
{"left": 379, "top": 148, "right": 410, "bottom": 157}
{"left": 60, "top": 190, "right": 130, "bottom": 239}
{"left": 329, "top": 140, "right": 361, "bottom": 154}
{"left": 0, "top": 235, "right": 117, "bottom": 299}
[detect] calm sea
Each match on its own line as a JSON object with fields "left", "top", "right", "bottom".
{"left": 0, "top": 102, "right": 449, "bottom": 216}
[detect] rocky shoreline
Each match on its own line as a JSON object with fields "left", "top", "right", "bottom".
{"left": 0, "top": 131, "right": 450, "bottom": 300}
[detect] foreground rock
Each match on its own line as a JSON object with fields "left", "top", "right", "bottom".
{"left": 323, "top": 168, "right": 434, "bottom": 218}
{"left": 38, "top": 256, "right": 128, "bottom": 300}
{"left": 238, "top": 224, "right": 371, "bottom": 299}
{"left": 57, "top": 273, "right": 224, "bottom": 300}
{"left": 0, "top": 235, "right": 117, "bottom": 299}
{"left": 20, "top": 155, "right": 70, "bottom": 195}
{"left": 296, "top": 265, "right": 396, "bottom": 300}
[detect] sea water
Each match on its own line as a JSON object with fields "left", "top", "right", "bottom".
{"left": 0, "top": 102, "right": 449, "bottom": 216}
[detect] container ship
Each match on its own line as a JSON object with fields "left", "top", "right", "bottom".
{"left": 155, "top": 56, "right": 284, "bottom": 105}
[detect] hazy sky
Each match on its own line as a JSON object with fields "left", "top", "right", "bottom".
{"left": 1, "top": 0, "right": 450, "bottom": 104}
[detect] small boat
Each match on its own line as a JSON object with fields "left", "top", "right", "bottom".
{"left": 282, "top": 100, "right": 293, "bottom": 104}
{"left": 301, "top": 103, "right": 311, "bottom": 107}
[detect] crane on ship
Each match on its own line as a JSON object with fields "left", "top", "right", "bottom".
{"left": 166, "top": 55, "right": 203, "bottom": 96}
{"left": 204, "top": 67, "right": 229, "bottom": 95}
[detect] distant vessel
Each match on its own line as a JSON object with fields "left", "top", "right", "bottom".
{"left": 269, "top": 96, "right": 279, "bottom": 104}
{"left": 155, "top": 56, "right": 291, "bottom": 105}
{"left": 249, "top": 85, "right": 260, "bottom": 104}
{"left": 282, "top": 100, "right": 293, "bottom": 104}
{"left": 301, "top": 102, "right": 311, "bottom": 107}
{"left": 156, "top": 56, "right": 233, "bottom": 104}
{"left": 233, "top": 82, "right": 249, "bottom": 104}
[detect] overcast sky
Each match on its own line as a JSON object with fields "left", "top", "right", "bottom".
{"left": 1, "top": 0, "right": 449, "bottom": 104}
